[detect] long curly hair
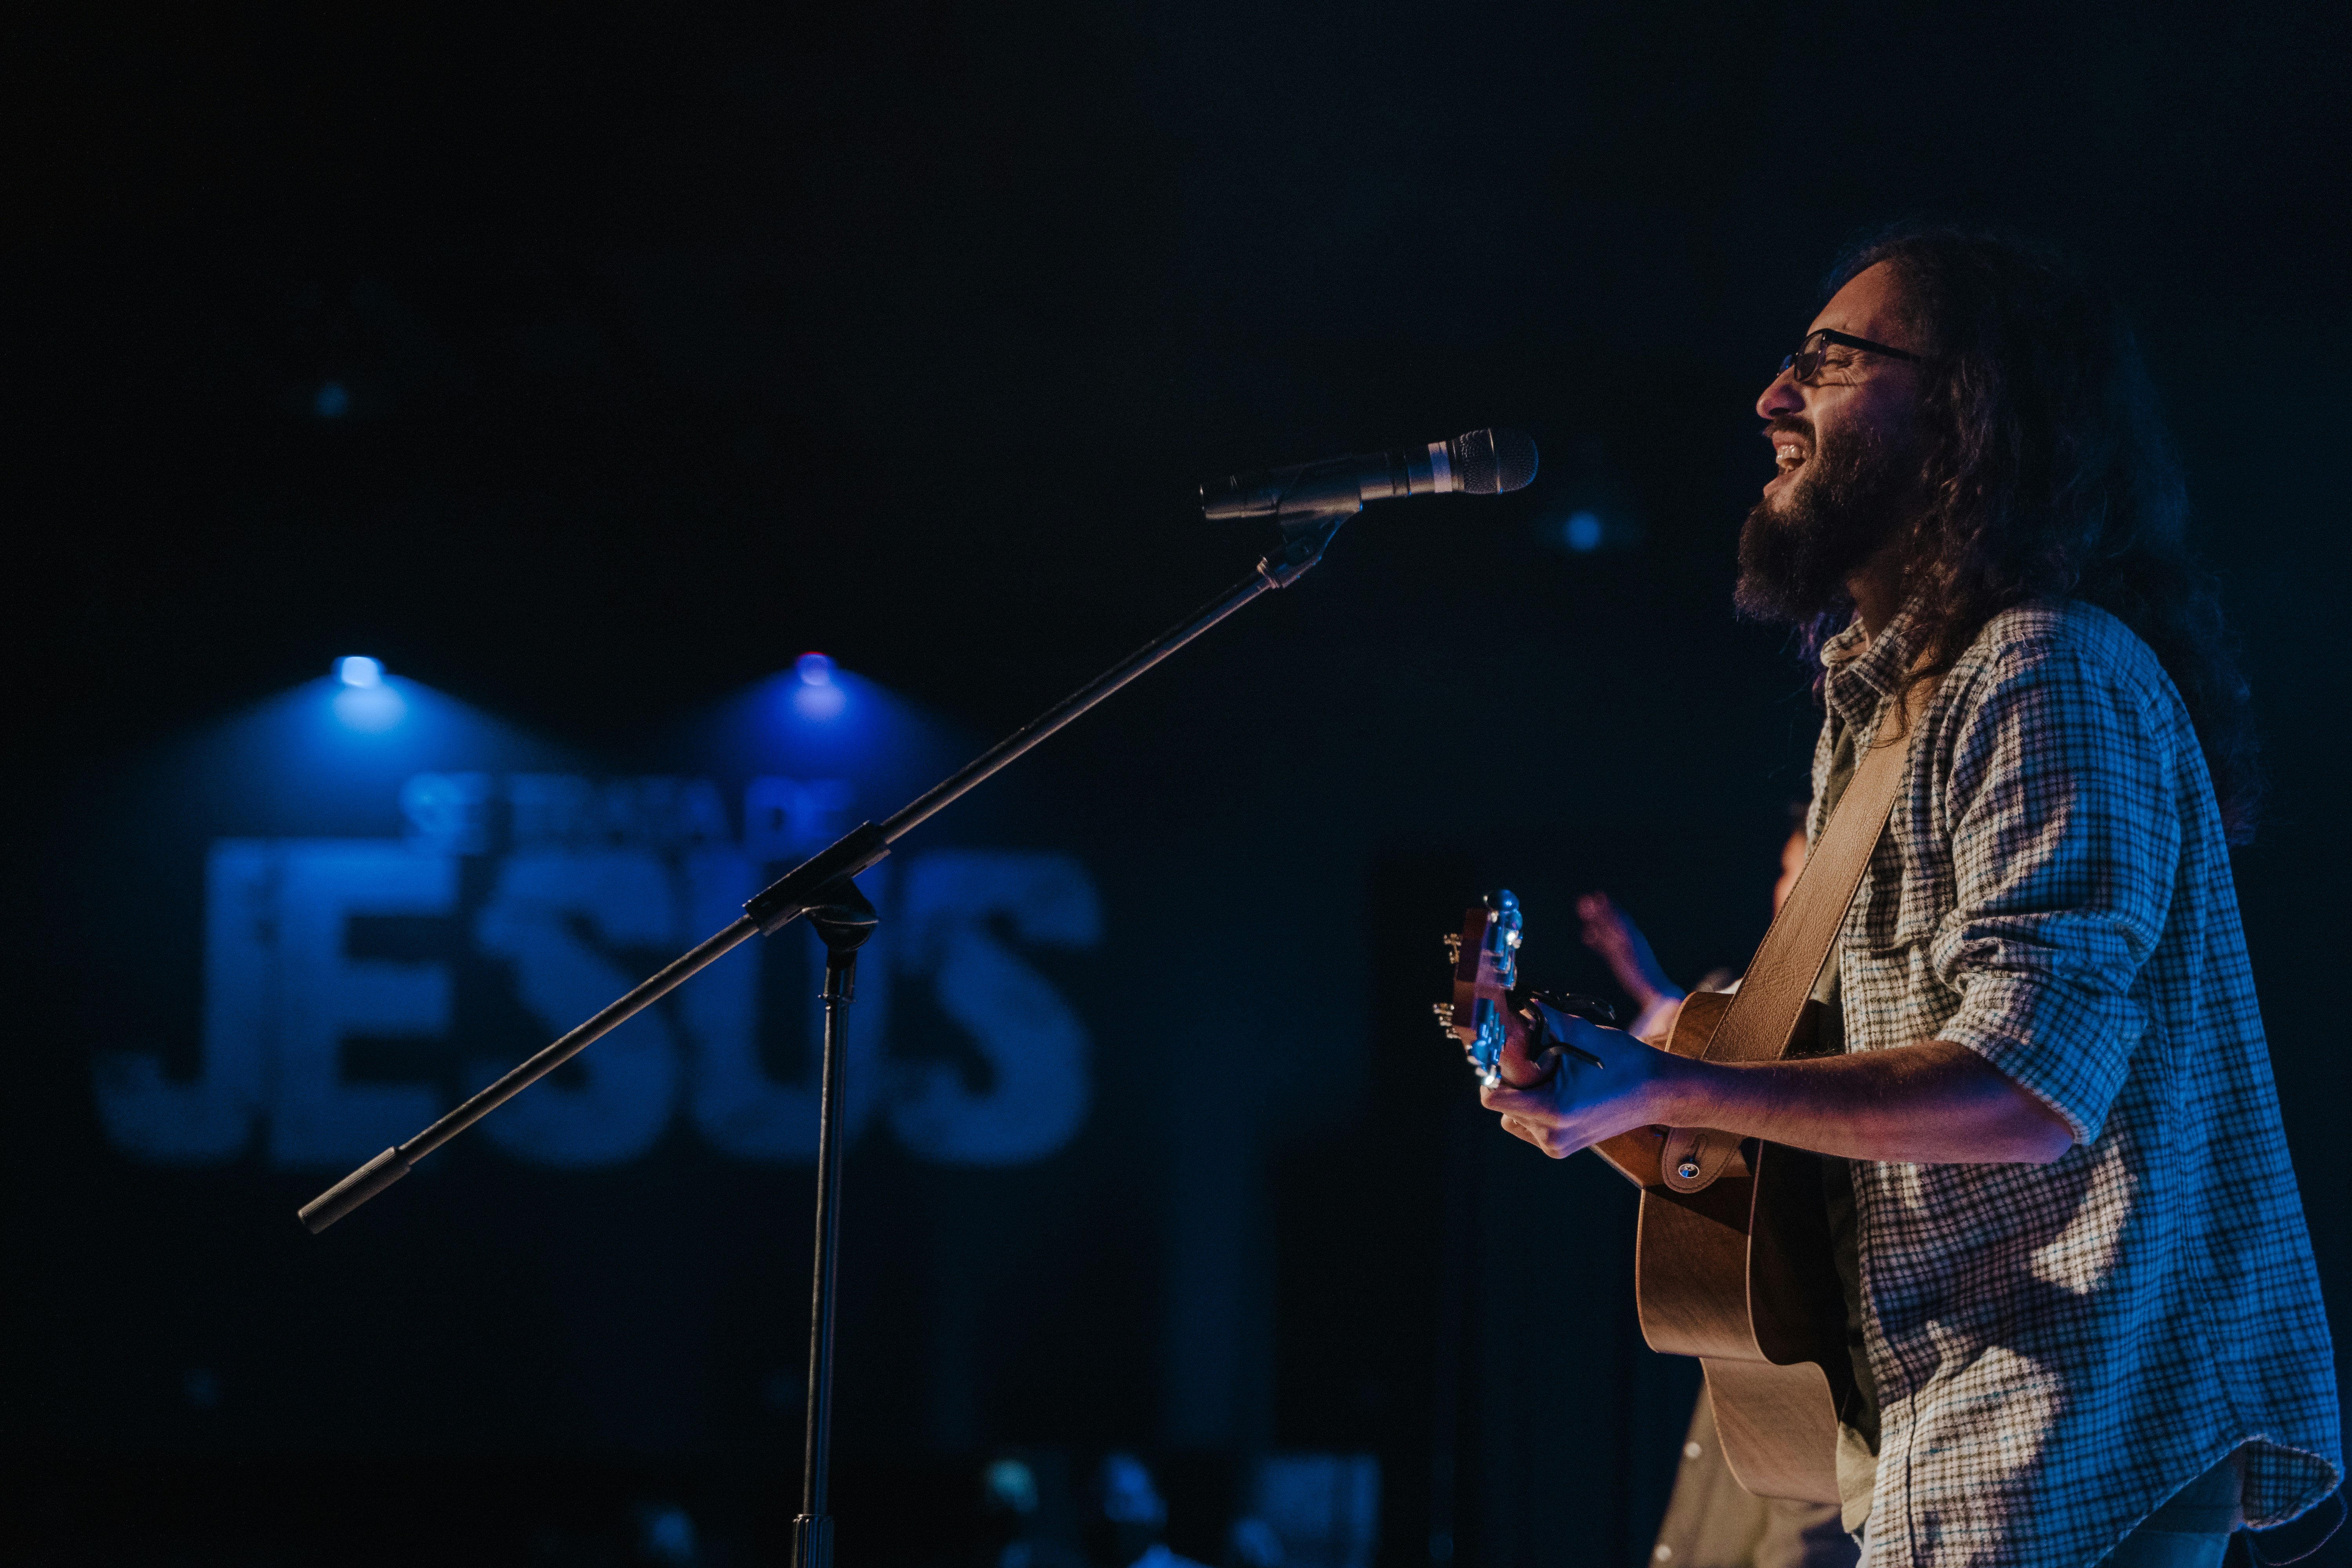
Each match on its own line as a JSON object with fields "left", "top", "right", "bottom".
{"left": 1809, "top": 224, "right": 2261, "bottom": 843}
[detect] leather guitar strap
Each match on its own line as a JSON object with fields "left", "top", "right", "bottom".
{"left": 1658, "top": 675, "right": 1937, "bottom": 1194}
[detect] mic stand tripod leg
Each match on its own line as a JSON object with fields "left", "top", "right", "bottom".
{"left": 791, "top": 879, "right": 878, "bottom": 1568}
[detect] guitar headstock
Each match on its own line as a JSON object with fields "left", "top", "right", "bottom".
{"left": 1434, "top": 890, "right": 1523, "bottom": 1088}
{"left": 1434, "top": 891, "right": 1617, "bottom": 1089}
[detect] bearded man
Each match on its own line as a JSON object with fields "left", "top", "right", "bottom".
{"left": 1482, "top": 229, "right": 2341, "bottom": 1568}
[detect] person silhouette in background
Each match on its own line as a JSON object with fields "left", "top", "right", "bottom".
{"left": 1082, "top": 1454, "right": 1211, "bottom": 1568}
{"left": 978, "top": 1455, "right": 1086, "bottom": 1568}
{"left": 1579, "top": 807, "right": 1856, "bottom": 1568}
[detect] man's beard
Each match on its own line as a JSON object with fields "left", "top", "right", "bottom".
{"left": 1734, "top": 418, "right": 1921, "bottom": 625}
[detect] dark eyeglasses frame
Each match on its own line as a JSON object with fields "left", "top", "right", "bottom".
{"left": 1780, "top": 327, "right": 1924, "bottom": 385}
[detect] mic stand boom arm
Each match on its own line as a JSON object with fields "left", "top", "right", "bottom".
{"left": 294, "top": 510, "right": 1345, "bottom": 1233}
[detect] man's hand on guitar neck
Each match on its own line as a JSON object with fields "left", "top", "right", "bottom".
{"left": 1483, "top": 1005, "right": 2075, "bottom": 1167}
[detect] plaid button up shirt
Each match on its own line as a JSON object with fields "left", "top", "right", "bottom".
{"left": 1808, "top": 598, "right": 2340, "bottom": 1568}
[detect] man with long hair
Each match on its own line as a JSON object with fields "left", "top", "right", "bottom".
{"left": 1482, "top": 229, "right": 2340, "bottom": 1566}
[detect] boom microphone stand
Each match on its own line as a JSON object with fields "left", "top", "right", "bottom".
{"left": 296, "top": 505, "right": 1361, "bottom": 1568}
{"left": 297, "top": 427, "right": 1534, "bottom": 1568}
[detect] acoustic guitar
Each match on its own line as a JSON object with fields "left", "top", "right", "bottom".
{"left": 1436, "top": 891, "right": 1851, "bottom": 1503}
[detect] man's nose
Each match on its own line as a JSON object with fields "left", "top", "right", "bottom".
{"left": 1756, "top": 366, "right": 1804, "bottom": 421}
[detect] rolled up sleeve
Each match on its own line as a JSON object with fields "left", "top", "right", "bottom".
{"left": 1925, "top": 644, "right": 2181, "bottom": 1144}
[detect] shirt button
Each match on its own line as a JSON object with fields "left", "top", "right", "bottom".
{"left": 1655, "top": 1547, "right": 1674, "bottom": 1562}
{"left": 1684, "top": 1442, "right": 1703, "bottom": 1459}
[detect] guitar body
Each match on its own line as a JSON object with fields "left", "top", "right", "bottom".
{"left": 1626, "top": 990, "right": 1853, "bottom": 1504}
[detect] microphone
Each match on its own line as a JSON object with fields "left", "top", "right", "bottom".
{"left": 1200, "top": 428, "right": 1539, "bottom": 525}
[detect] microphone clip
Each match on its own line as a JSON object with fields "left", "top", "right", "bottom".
{"left": 1254, "top": 512, "right": 1348, "bottom": 589}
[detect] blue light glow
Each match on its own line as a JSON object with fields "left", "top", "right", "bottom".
{"left": 792, "top": 652, "right": 847, "bottom": 720}
{"left": 332, "top": 657, "right": 404, "bottom": 730}
{"left": 691, "top": 656, "right": 971, "bottom": 808}
{"left": 332, "top": 682, "right": 408, "bottom": 731}
{"left": 314, "top": 381, "right": 351, "bottom": 419}
{"left": 1563, "top": 510, "right": 1604, "bottom": 552}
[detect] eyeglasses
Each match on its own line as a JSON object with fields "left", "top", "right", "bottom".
{"left": 1779, "top": 328, "right": 1923, "bottom": 385}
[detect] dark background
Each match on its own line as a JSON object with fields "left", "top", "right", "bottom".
{"left": 5, "top": 2, "right": 2348, "bottom": 1565}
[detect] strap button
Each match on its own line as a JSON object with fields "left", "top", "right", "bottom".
{"left": 1675, "top": 1160, "right": 1701, "bottom": 1180}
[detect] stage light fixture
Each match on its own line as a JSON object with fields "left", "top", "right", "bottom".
{"left": 337, "top": 655, "right": 383, "bottom": 687}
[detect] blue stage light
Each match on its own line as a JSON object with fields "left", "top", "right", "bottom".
{"left": 1563, "top": 510, "right": 1604, "bottom": 552}
{"left": 330, "top": 657, "right": 406, "bottom": 730}
{"left": 314, "top": 381, "right": 351, "bottom": 419}
{"left": 332, "top": 684, "right": 407, "bottom": 731}
{"left": 792, "top": 652, "right": 847, "bottom": 720}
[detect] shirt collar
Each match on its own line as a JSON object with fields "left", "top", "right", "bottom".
{"left": 1820, "top": 596, "right": 1931, "bottom": 732}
